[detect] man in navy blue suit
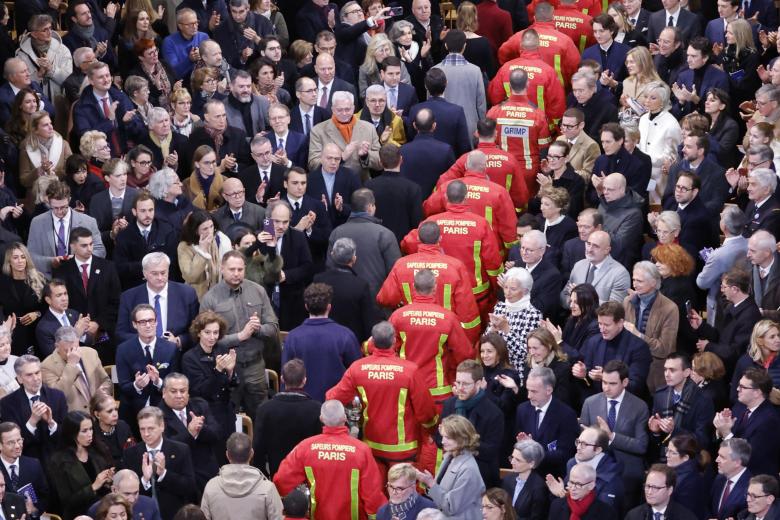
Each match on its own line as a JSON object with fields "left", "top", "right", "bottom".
{"left": 710, "top": 438, "right": 752, "bottom": 520}
{"left": 291, "top": 76, "right": 332, "bottom": 136}
{"left": 116, "top": 252, "right": 200, "bottom": 350}
{"left": 267, "top": 103, "right": 309, "bottom": 168}
{"left": 515, "top": 366, "right": 578, "bottom": 480}
{"left": 35, "top": 279, "right": 97, "bottom": 358}
{"left": 380, "top": 57, "right": 418, "bottom": 115}
{"left": 580, "top": 14, "right": 629, "bottom": 84}
{"left": 307, "top": 143, "right": 362, "bottom": 228}
{"left": 88, "top": 469, "right": 162, "bottom": 520}
{"left": 0, "top": 59, "right": 56, "bottom": 124}
{"left": 0, "top": 422, "right": 50, "bottom": 515}
{"left": 407, "top": 68, "right": 471, "bottom": 157}
{"left": 662, "top": 134, "right": 729, "bottom": 215}
{"left": 62, "top": 0, "right": 117, "bottom": 70}
{"left": 0, "top": 355, "right": 67, "bottom": 462}
{"left": 116, "top": 304, "right": 180, "bottom": 423}
{"left": 283, "top": 167, "right": 331, "bottom": 270}
{"left": 714, "top": 368, "right": 780, "bottom": 476}
{"left": 400, "top": 108, "right": 456, "bottom": 198}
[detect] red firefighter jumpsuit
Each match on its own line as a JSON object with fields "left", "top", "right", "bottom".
{"left": 498, "top": 21, "right": 581, "bottom": 87}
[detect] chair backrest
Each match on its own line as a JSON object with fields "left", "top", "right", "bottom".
{"left": 266, "top": 369, "right": 280, "bottom": 393}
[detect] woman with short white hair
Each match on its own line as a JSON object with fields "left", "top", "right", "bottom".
{"left": 638, "top": 81, "right": 682, "bottom": 204}
{"left": 489, "top": 267, "right": 543, "bottom": 373}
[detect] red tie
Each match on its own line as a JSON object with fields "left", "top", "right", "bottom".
{"left": 100, "top": 97, "right": 111, "bottom": 119}
{"left": 719, "top": 479, "right": 733, "bottom": 515}
{"left": 80, "top": 263, "right": 89, "bottom": 292}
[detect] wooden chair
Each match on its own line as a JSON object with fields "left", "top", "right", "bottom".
{"left": 266, "top": 369, "right": 280, "bottom": 393}
{"left": 238, "top": 413, "right": 253, "bottom": 444}
{"left": 44, "top": 514, "right": 64, "bottom": 520}
{"left": 440, "top": 1, "right": 457, "bottom": 27}
{"left": 499, "top": 468, "right": 515, "bottom": 480}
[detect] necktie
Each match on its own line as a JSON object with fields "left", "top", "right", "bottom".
{"left": 261, "top": 170, "right": 269, "bottom": 184}
{"left": 144, "top": 345, "right": 153, "bottom": 365}
{"left": 30, "top": 396, "right": 39, "bottom": 406}
{"left": 533, "top": 408, "right": 542, "bottom": 437}
{"left": 720, "top": 479, "right": 733, "bottom": 515}
{"left": 154, "top": 294, "right": 163, "bottom": 337}
{"left": 673, "top": 392, "right": 681, "bottom": 405}
{"left": 607, "top": 399, "right": 618, "bottom": 430}
{"left": 77, "top": 361, "right": 90, "bottom": 396}
{"left": 80, "top": 263, "right": 89, "bottom": 292}
{"left": 278, "top": 138, "right": 285, "bottom": 151}
{"left": 101, "top": 97, "right": 121, "bottom": 153}
{"left": 110, "top": 196, "right": 122, "bottom": 218}
{"left": 585, "top": 263, "right": 596, "bottom": 284}
{"left": 61, "top": 314, "right": 69, "bottom": 327}
{"left": 9, "top": 464, "right": 18, "bottom": 491}
{"left": 101, "top": 97, "right": 112, "bottom": 119}
{"left": 233, "top": 211, "right": 241, "bottom": 221}
{"left": 178, "top": 409, "right": 187, "bottom": 426}
{"left": 667, "top": 15, "right": 674, "bottom": 26}
{"left": 142, "top": 229, "right": 150, "bottom": 243}
{"left": 629, "top": 17, "right": 636, "bottom": 25}
{"left": 294, "top": 201, "right": 300, "bottom": 211}
{"left": 319, "top": 86, "right": 328, "bottom": 108}
{"left": 388, "top": 87, "right": 398, "bottom": 108}
{"left": 653, "top": 513, "right": 662, "bottom": 520}
{"left": 304, "top": 113, "right": 312, "bottom": 134}
{"left": 148, "top": 449, "right": 159, "bottom": 500}
{"left": 56, "top": 218, "right": 66, "bottom": 256}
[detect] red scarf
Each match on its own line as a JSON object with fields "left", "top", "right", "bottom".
{"left": 567, "top": 490, "right": 596, "bottom": 520}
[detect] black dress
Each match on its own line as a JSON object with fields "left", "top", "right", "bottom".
{"left": 94, "top": 419, "right": 135, "bottom": 467}
{"left": 543, "top": 215, "right": 578, "bottom": 271}
{"left": 463, "top": 35, "right": 496, "bottom": 79}
{"left": 0, "top": 275, "right": 44, "bottom": 356}
{"left": 484, "top": 364, "right": 522, "bottom": 459}
{"left": 710, "top": 112, "right": 741, "bottom": 169}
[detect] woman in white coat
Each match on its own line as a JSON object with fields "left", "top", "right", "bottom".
{"left": 638, "top": 81, "right": 682, "bottom": 205}
{"left": 417, "top": 415, "right": 486, "bottom": 519}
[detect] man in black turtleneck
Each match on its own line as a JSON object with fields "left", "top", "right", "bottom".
{"left": 567, "top": 68, "right": 618, "bottom": 142}
{"left": 652, "top": 26, "right": 685, "bottom": 87}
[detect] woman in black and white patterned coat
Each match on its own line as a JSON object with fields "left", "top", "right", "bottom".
{"left": 488, "top": 267, "right": 543, "bottom": 373}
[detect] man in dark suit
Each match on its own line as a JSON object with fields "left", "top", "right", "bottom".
{"left": 567, "top": 70, "right": 619, "bottom": 143}
{"left": 659, "top": 172, "right": 719, "bottom": 263}
{"left": 87, "top": 469, "right": 162, "bottom": 520}
{"left": 710, "top": 438, "right": 752, "bottom": 520}
{"left": 214, "top": 178, "right": 265, "bottom": 232}
{"left": 291, "top": 76, "right": 332, "bottom": 136}
{"left": 159, "top": 373, "right": 221, "bottom": 492}
{"left": 407, "top": 69, "right": 471, "bottom": 158}
{"left": 365, "top": 143, "right": 423, "bottom": 242}
{"left": 188, "top": 99, "right": 252, "bottom": 173}
{"left": 121, "top": 406, "right": 197, "bottom": 520}
{"left": 714, "top": 368, "right": 780, "bottom": 476}
{"left": 624, "top": 464, "right": 698, "bottom": 520}
{"left": 115, "top": 304, "right": 180, "bottom": 422}
{"left": 646, "top": 0, "right": 702, "bottom": 45}
{"left": 0, "top": 355, "right": 67, "bottom": 462}
{"left": 437, "top": 360, "right": 503, "bottom": 487}
{"left": 748, "top": 230, "right": 780, "bottom": 320}
{"left": 88, "top": 161, "right": 138, "bottom": 256}
{"left": 649, "top": 353, "right": 715, "bottom": 455}
{"left": 314, "top": 53, "right": 357, "bottom": 110}
{"left": 240, "top": 135, "right": 287, "bottom": 207}
{"left": 53, "top": 227, "right": 121, "bottom": 362}
{"left": 380, "top": 56, "right": 418, "bottom": 115}
{"left": 514, "top": 366, "right": 578, "bottom": 480}
{"left": 295, "top": 0, "right": 339, "bottom": 44}
{"left": 0, "top": 422, "right": 50, "bottom": 515}
{"left": 742, "top": 0, "right": 778, "bottom": 30}
{"left": 623, "top": 0, "right": 650, "bottom": 35}
{"left": 115, "top": 252, "right": 200, "bottom": 349}
{"left": 509, "top": 230, "right": 561, "bottom": 318}
{"left": 662, "top": 133, "right": 729, "bottom": 215}
{"left": 307, "top": 143, "right": 362, "bottom": 229}
{"left": 283, "top": 167, "right": 331, "bottom": 269}
{"left": 267, "top": 104, "right": 309, "bottom": 169}
{"left": 256, "top": 199, "right": 314, "bottom": 331}
{"left": 299, "top": 32, "right": 357, "bottom": 87}
{"left": 560, "top": 209, "right": 602, "bottom": 282}
{"left": 587, "top": 124, "right": 649, "bottom": 208}
{"left": 334, "top": 2, "right": 383, "bottom": 70}
{"left": 405, "top": 0, "right": 445, "bottom": 62}
{"left": 400, "top": 108, "right": 457, "bottom": 199}
{"left": 0, "top": 59, "right": 56, "bottom": 124}
{"left": 653, "top": 27, "right": 686, "bottom": 87}
{"left": 313, "top": 238, "right": 381, "bottom": 342}
{"left": 565, "top": 427, "right": 625, "bottom": 511}
{"left": 671, "top": 37, "right": 729, "bottom": 118}
{"left": 743, "top": 167, "right": 780, "bottom": 239}
{"left": 0, "top": 472, "right": 27, "bottom": 520}
{"left": 113, "top": 191, "right": 179, "bottom": 289}
{"left": 35, "top": 279, "right": 96, "bottom": 358}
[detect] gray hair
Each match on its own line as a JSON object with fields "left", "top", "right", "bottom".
{"left": 320, "top": 400, "right": 347, "bottom": 426}
{"left": 72, "top": 47, "right": 94, "bottom": 67}
{"left": 141, "top": 252, "right": 171, "bottom": 271}
{"left": 749, "top": 167, "right": 778, "bottom": 193}
{"left": 633, "top": 261, "right": 661, "bottom": 289}
{"left": 332, "top": 90, "right": 355, "bottom": 106}
{"left": 656, "top": 210, "right": 681, "bottom": 232}
{"left": 527, "top": 366, "right": 556, "bottom": 389}
{"left": 229, "top": 0, "right": 249, "bottom": 7}
{"left": 570, "top": 462, "right": 597, "bottom": 481}
{"left": 513, "top": 439, "right": 545, "bottom": 467}
{"left": 414, "top": 268, "right": 436, "bottom": 294}
{"left": 756, "top": 83, "right": 780, "bottom": 104}
{"left": 124, "top": 75, "right": 149, "bottom": 99}
{"left": 250, "top": 135, "right": 271, "bottom": 148}
{"left": 340, "top": 0, "right": 361, "bottom": 20}
{"left": 388, "top": 20, "right": 415, "bottom": 42}
{"left": 148, "top": 168, "right": 179, "bottom": 199}
{"left": 722, "top": 437, "right": 752, "bottom": 466}
{"left": 522, "top": 229, "right": 547, "bottom": 249}
{"left": 331, "top": 237, "right": 357, "bottom": 265}
{"left": 112, "top": 469, "right": 140, "bottom": 488}
{"left": 751, "top": 229, "right": 777, "bottom": 252}
{"left": 163, "top": 372, "right": 189, "bottom": 387}
{"left": 503, "top": 267, "right": 533, "bottom": 293}
{"left": 371, "top": 321, "right": 395, "bottom": 348}
{"left": 231, "top": 69, "right": 252, "bottom": 83}
{"left": 176, "top": 7, "right": 197, "bottom": 23}
{"left": 645, "top": 81, "right": 671, "bottom": 110}
{"left": 54, "top": 326, "right": 80, "bottom": 345}
{"left": 722, "top": 205, "right": 748, "bottom": 236}
{"left": 14, "top": 355, "right": 40, "bottom": 376}
{"left": 748, "top": 144, "right": 775, "bottom": 165}
{"left": 3, "top": 58, "right": 25, "bottom": 81}
{"left": 365, "top": 84, "right": 386, "bottom": 98}
{"left": 465, "top": 150, "right": 487, "bottom": 172}
{"left": 148, "top": 107, "right": 170, "bottom": 127}
{"left": 571, "top": 69, "right": 597, "bottom": 89}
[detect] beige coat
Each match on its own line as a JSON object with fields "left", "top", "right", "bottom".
{"left": 623, "top": 291, "right": 679, "bottom": 393}
{"left": 184, "top": 171, "right": 226, "bottom": 212}
{"left": 201, "top": 464, "right": 283, "bottom": 520}
{"left": 18, "top": 133, "right": 72, "bottom": 190}
{"left": 177, "top": 231, "right": 232, "bottom": 300}
{"left": 308, "top": 118, "right": 382, "bottom": 180}
{"left": 561, "top": 133, "right": 600, "bottom": 183}
{"left": 40, "top": 346, "right": 112, "bottom": 414}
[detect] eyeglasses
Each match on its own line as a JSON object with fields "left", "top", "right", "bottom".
{"left": 559, "top": 122, "right": 579, "bottom": 129}
{"left": 344, "top": 9, "right": 363, "bottom": 15}
{"left": 748, "top": 159, "right": 770, "bottom": 168}
{"left": 134, "top": 318, "right": 157, "bottom": 326}
{"left": 135, "top": 160, "right": 152, "bottom": 166}
{"left": 644, "top": 484, "right": 668, "bottom": 491}
{"left": 179, "top": 21, "right": 198, "bottom": 26}
{"left": 547, "top": 155, "right": 565, "bottom": 160}
{"left": 298, "top": 88, "right": 318, "bottom": 94}
{"left": 674, "top": 185, "right": 693, "bottom": 192}
{"left": 574, "top": 439, "right": 597, "bottom": 448}
{"left": 568, "top": 480, "right": 594, "bottom": 489}
{"left": 737, "top": 384, "right": 758, "bottom": 391}
{"left": 748, "top": 493, "right": 771, "bottom": 500}
{"left": 386, "top": 482, "right": 414, "bottom": 493}
{"left": 224, "top": 190, "right": 245, "bottom": 197}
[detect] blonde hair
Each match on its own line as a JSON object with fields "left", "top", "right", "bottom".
{"left": 748, "top": 319, "right": 780, "bottom": 363}
{"left": 2, "top": 244, "right": 45, "bottom": 298}
{"left": 626, "top": 46, "right": 661, "bottom": 85}
{"left": 525, "top": 327, "right": 568, "bottom": 366}
{"left": 439, "top": 415, "right": 480, "bottom": 456}
{"left": 728, "top": 19, "right": 756, "bottom": 56}
{"left": 539, "top": 186, "right": 569, "bottom": 213}
{"left": 361, "top": 33, "right": 394, "bottom": 77}
{"left": 79, "top": 130, "right": 108, "bottom": 158}
{"left": 456, "top": 1, "right": 478, "bottom": 32}
{"left": 387, "top": 462, "right": 418, "bottom": 483}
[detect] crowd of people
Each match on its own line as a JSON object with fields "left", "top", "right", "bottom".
{"left": 0, "top": 0, "right": 777, "bottom": 518}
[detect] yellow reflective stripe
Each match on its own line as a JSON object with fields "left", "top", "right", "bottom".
{"left": 361, "top": 340, "right": 370, "bottom": 356}
{"left": 401, "top": 282, "right": 413, "bottom": 304}
{"left": 304, "top": 466, "right": 317, "bottom": 518}
{"left": 487, "top": 263, "right": 504, "bottom": 277}
{"left": 579, "top": 35, "right": 586, "bottom": 53}
{"left": 364, "top": 438, "right": 419, "bottom": 451}
{"left": 398, "top": 388, "right": 408, "bottom": 445}
{"left": 536, "top": 85, "right": 545, "bottom": 112}
{"left": 472, "top": 281, "right": 490, "bottom": 294}
{"left": 350, "top": 469, "right": 359, "bottom": 520}
{"left": 399, "top": 331, "right": 407, "bottom": 359}
{"left": 473, "top": 240, "right": 483, "bottom": 288}
{"left": 505, "top": 173, "right": 513, "bottom": 192}
{"left": 485, "top": 206, "right": 494, "bottom": 227}
{"left": 583, "top": 7, "right": 589, "bottom": 15}
{"left": 357, "top": 386, "right": 369, "bottom": 424}
{"left": 436, "top": 334, "right": 447, "bottom": 389}
{"left": 434, "top": 447, "right": 444, "bottom": 475}
{"left": 554, "top": 54, "right": 564, "bottom": 85}
{"left": 538, "top": 135, "right": 553, "bottom": 145}
{"left": 503, "top": 240, "right": 518, "bottom": 250}
{"left": 503, "top": 82, "right": 510, "bottom": 98}
{"left": 430, "top": 385, "right": 452, "bottom": 396}
{"left": 443, "top": 284, "right": 452, "bottom": 310}
{"left": 462, "top": 315, "right": 481, "bottom": 329}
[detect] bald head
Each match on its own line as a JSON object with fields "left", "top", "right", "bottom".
{"left": 315, "top": 53, "right": 336, "bottom": 83}
{"left": 585, "top": 230, "right": 611, "bottom": 263}
{"left": 221, "top": 178, "right": 246, "bottom": 210}
{"left": 603, "top": 173, "right": 626, "bottom": 202}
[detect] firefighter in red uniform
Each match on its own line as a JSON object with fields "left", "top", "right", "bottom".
{"left": 388, "top": 270, "right": 474, "bottom": 404}
{"left": 554, "top": 0, "right": 596, "bottom": 52}
{"left": 377, "top": 221, "right": 481, "bottom": 343}
{"left": 498, "top": 2, "right": 581, "bottom": 87}
{"left": 326, "top": 321, "right": 439, "bottom": 476}
{"left": 488, "top": 29, "right": 566, "bottom": 129}
{"left": 401, "top": 181, "right": 502, "bottom": 324}
{"left": 437, "top": 119, "right": 530, "bottom": 211}
{"left": 487, "top": 69, "right": 552, "bottom": 198}
{"left": 423, "top": 151, "right": 518, "bottom": 252}
{"left": 527, "top": 0, "right": 602, "bottom": 24}
{"left": 273, "top": 400, "right": 387, "bottom": 520}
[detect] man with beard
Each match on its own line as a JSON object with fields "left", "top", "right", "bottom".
{"left": 224, "top": 70, "right": 269, "bottom": 139}
{"left": 213, "top": 0, "right": 274, "bottom": 69}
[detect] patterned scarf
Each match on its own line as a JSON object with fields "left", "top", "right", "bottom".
{"left": 143, "top": 62, "right": 172, "bottom": 106}
{"left": 204, "top": 126, "right": 225, "bottom": 156}
{"left": 388, "top": 493, "right": 420, "bottom": 520}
